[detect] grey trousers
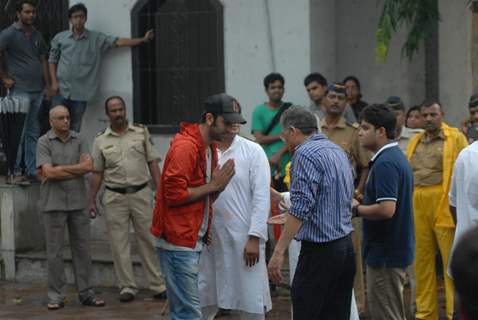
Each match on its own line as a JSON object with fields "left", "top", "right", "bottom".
{"left": 43, "top": 210, "right": 94, "bottom": 303}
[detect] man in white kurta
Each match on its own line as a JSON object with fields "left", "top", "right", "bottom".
{"left": 199, "top": 124, "right": 272, "bottom": 320}
{"left": 449, "top": 141, "right": 478, "bottom": 264}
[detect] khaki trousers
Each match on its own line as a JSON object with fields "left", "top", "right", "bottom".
{"left": 102, "top": 186, "right": 164, "bottom": 294}
{"left": 366, "top": 266, "right": 407, "bottom": 320}
{"left": 352, "top": 218, "right": 366, "bottom": 313}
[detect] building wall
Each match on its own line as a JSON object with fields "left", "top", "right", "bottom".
{"left": 310, "top": 0, "right": 336, "bottom": 81}
{"left": 223, "top": 0, "right": 311, "bottom": 133}
{"left": 438, "top": 0, "right": 473, "bottom": 126}
{"left": 334, "top": 0, "right": 426, "bottom": 110}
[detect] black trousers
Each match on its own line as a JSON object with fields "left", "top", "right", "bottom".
{"left": 291, "top": 234, "right": 356, "bottom": 320}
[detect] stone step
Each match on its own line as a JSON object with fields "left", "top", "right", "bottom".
{"left": 14, "top": 241, "right": 160, "bottom": 289}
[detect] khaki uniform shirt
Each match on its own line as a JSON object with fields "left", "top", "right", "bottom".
{"left": 92, "top": 124, "right": 160, "bottom": 188}
{"left": 320, "top": 117, "right": 370, "bottom": 170}
{"left": 36, "top": 130, "right": 89, "bottom": 212}
{"left": 410, "top": 130, "right": 445, "bottom": 186}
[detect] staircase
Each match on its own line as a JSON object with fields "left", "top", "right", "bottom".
{"left": 14, "top": 241, "right": 154, "bottom": 288}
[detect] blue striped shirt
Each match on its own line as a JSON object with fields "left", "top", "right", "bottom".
{"left": 289, "top": 133, "right": 354, "bottom": 243}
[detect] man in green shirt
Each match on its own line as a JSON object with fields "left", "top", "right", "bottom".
{"left": 251, "top": 72, "right": 291, "bottom": 192}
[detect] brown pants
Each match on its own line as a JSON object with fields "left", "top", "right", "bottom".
{"left": 352, "top": 218, "right": 366, "bottom": 313}
{"left": 366, "top": 266, "right": 407, "bottom": 320}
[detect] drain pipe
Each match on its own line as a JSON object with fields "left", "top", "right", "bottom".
{"left": 264, "top": 0, "right": 276, "bottom": 71}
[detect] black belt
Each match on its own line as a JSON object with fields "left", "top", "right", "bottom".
{"left": 105, "top": 183, "right": 147, "bottom": 194}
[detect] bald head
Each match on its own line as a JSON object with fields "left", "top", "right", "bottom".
{"left": 49, "top": 105, "right": 71, "bottom": 133}
{"left": 49, "top": 105, "right": 69, "bottom": 119}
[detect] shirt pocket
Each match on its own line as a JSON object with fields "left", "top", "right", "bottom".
{"left": 425, "top": 146, "right": 443, "bottom": 170}
{"left": 129, "top": 139, "right": 145, "bottom": 156}
{"left": 102, "top": 145, "right": 121, "bottom": 167}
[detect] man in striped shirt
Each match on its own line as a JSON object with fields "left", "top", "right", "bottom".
{"left": 268, "top": 106, "right": 356, "bottom": 319}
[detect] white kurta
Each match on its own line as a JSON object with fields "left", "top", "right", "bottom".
{"left": 199, "top": 135, "right": 272, "bottom": 314}
{"left": 448, "top": 141, "right": 478, "bottom": 274}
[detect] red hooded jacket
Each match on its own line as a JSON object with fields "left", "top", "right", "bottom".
{"left": 151, "top": 123, "right": 218, "bottom": 248}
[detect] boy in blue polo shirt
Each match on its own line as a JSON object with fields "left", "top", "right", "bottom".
{"left": 352, "top": 104, "right": 414, "bottom": 320}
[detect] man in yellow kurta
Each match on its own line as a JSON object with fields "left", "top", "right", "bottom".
{"left": 406, "top": 101, "right": 468, "bottom": 320}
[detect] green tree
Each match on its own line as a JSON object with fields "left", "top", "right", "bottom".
{"left": 375, "top": 0, "right": 440, "bottom": 61}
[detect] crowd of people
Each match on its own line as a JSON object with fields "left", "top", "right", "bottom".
{"left": 1, "top": 1, "right": 478, "bottom": 320}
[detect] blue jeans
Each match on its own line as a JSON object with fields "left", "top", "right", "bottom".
{"left": 157, "top": 248, "right": 201, "bottom": 320}
{"left": 12, "top": 90, "right": 43, "bottom": 177}
{"left": 51, "top": 95, "right": 87, "bottom": 133}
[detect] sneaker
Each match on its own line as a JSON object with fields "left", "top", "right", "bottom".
{"left": 11, "top": 175, "right": 31, "bottom": 186}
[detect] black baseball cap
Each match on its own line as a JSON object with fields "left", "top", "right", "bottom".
{"left": 385, "top": 96, "right": 405, "bottom": 111}
{"left": 204, "top": 93, "right": 247, "bottom": 124}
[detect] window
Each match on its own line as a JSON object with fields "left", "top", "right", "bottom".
{"left": 132, "top": 0, "right": 225, "bottom": 134}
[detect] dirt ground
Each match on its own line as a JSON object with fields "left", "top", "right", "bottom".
{"left": 0, "top": 280, "right": 448, "bottom": 319}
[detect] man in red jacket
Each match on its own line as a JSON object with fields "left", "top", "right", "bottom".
{"left": 151, "top": 93, "right": 246, "bottom": 320}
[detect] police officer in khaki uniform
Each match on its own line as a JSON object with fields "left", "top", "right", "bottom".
{"left": 88, "top": 96, "right": 166, "bottom": 303}
{"left": 406, "top": 101, "right": 468, "bottom": 320}
{"left": 321, "top": 83, "right": 370, "bottom": 315}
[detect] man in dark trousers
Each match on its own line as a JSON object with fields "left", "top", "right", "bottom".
{"left": 268, "top": 106, "right": 356, "bottom": 320}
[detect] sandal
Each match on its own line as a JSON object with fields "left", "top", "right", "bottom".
{"left": 81, "top": 296, "right": 106, "bottom": 307}
{"left": 47, "top": 301, "right": 65, "bottom": 310}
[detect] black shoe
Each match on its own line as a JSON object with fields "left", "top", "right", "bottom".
{"left": 119, "top": 292, "right": 135, "bottom": 303}
{"left": 153, "top": 290, "right": 167, "bottom": 300}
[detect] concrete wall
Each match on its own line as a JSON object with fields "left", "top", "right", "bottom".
{"left": 310, "top": 0, "right": 336, "bottom": 81}
{"left": 223, "top": 0, "right": 311, "bottom": 134}
{"left": 334, "top": 0, "right": 426, "bottom": 109}
{"left": 438, "top": 0, "right": 473, "bottom": 126}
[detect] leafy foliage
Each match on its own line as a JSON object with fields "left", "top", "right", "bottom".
{"left": 376, "top": 0, "right": 440, "bottom": 61}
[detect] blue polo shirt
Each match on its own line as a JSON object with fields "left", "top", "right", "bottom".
{"left": 362, "top": 142, "right": 415, "bottom": 268}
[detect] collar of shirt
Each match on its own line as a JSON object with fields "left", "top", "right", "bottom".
{"left": 67, "top": 28, "right": 90, "bottom": 40}
{"left": 320, "top": 116, "right": 346, "bottom": 130}
{"left": 218, "top": 134, "right": 240, "bottom": 156}
{"left": 295, "top": 133, "right": 327, "bottom": 152}
{"left": 422, "top": 128, "right": 445, "bottom": 143}
{"left": 47, "top": 130, "right": 78, "bottom": 141}
{"left": 104, "top": 123, "right": 138, "bottom": 136}
{"left": 12, "top": 22, "right": 36, "bottom": 33}
{"left": 371, "top": 141, "right": 398, "bottom": 162}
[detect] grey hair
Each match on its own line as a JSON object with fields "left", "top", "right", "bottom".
{"left": 49, "top": 105, "right": 69, "bottom": 119}
{"left": 280, "top": 106, "right": 318, "bottom": 135}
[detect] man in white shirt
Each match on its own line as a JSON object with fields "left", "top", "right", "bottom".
{"left": 449, "top": 141, "right": 478, "bottom": 260}
{"left": 199, "top": 117, "right": 272, "bottom": 319}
